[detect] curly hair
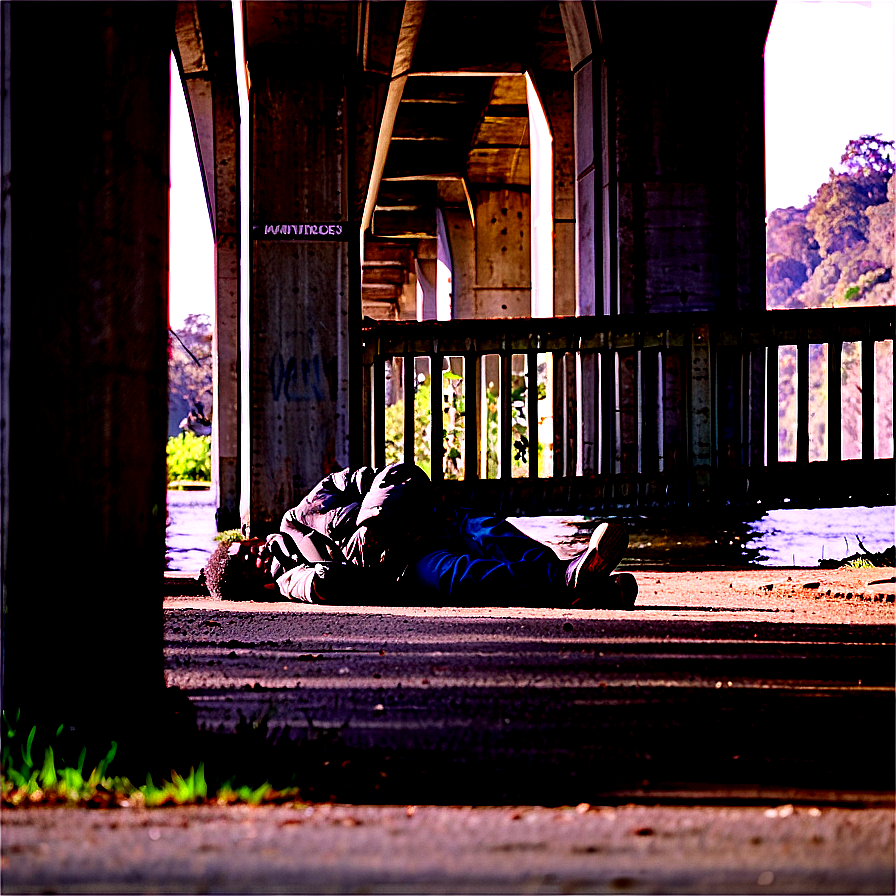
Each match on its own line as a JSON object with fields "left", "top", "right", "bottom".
{"left": 203, "top": 541, "right": 272, "bottom": 601}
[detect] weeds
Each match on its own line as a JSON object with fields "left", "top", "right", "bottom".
{"left": 0, "top": 710, "right": 296, "bottom": 809}
{"left": 166, "top": 432, "right": 211, "bottom": 484}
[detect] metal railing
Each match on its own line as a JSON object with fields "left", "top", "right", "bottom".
{"left": 361, "top": 307, "right": 895, "bottom": 513}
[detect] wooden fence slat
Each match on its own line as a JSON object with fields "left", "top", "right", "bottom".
{"left": 361, "top": 354, "right": 373, "bottom": 467}
{"left": 862, "top": 328, "right": 876, "bottom": 462}
{"left": 599, "top": 349, "right": 615, "bottom": 475}
{"left": 527, "top": 349, "right": 539, "bottom": 479}
{"left": 431, "top": 354, "right": 443, "bottom": 482}
{"left": 403, "top": 354, "right": 415, "bottom": 466}
{"left": 797, "top": 332, "right": 810, "bottom": 465}
{"left": 766, "top": 341, "right": 778, "bottom": 466}
{"left": 828, "top": 335, "right": 842, "bottom": 464}
{"left": 463, "top": 352, "right": 480, "bottom": 480}
{"left": 373, "top": 355, "right": 386, "bottom": 469}
{"left": 500, "top": 350, "right": 512, "bottom": 481}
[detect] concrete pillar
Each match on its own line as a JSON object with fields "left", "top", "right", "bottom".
{"left": 600, "top": 3, "right": 774, "bottom": 314}
{"left": 3, "top": 3, "right": 173, "bottom": 736}
{"left": 176, "top": 1, "right": 242, "bottom": 531}
{"left": 531, "top": 71, "right": 576, "bottom": 318}
{"left": 211, "top": 70, "right": 241, "bottom": 530}
{"left": 442, "top": 208, "right": 475, "bottom": 319}
{"left": 474, "top": 189, "right": 531, "bottom": 317}
{"left": 416, "top": 239, "right": 438, "bottom": 321}
{"left": 246, "top": 51, "right": 352, "bottom": 531}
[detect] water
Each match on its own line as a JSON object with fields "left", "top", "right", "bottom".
{"left": 745, "top": 505, "right": 895, "bottom": 567}
{"left": 165, "top": 488, "right": 219, "bottom": 573}
{"left": 165, "top": 490, "right": 895, "bottom": 573}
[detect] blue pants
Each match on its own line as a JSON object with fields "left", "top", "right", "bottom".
{"left": 406, "top": 513, "right": 570, "bottom": 607}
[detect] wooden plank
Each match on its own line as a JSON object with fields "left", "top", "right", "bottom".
{"left": 766, "top": 342, "right": 778, "bottom": 466}
{"left": 527, "top": 349, "right": 539, "bottom": 479}
{"left": 599, "top": 349, "right": 616, "bottom": 475}
{"left": 361, "top": 358, "right": 372, "bottom": 466}
{"left": 862, "top": 326, "right": 876, "bottom": 462}
{"left": 828, "top": 335, "right": 842, "bottom": 464}
{"left": 500, "top": 351, "right": 512, "bottom": 480}
{"left": 463, "top": 352, "right": 480, "bottom": 480}
{"left": 403, "top": 354, "right": 415, "bottom": 465}
{"left": 373, "top": 355, "right": 386, "bottom": 469}
{"left": 689, "top": 322, "right": 713, "bottom": 500}
{"left": 797, "top": 330, "right": 810, "bottom": 466}
{"left": 580, "top": 352, "right": 596, "bottom": 475}
{"left": 640, "top": 348, "right": 660, "bottom": 476}
{"left": 431, "top": 354, "right": 443, "bottom": 482}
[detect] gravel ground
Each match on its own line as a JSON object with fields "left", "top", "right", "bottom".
{"left": 2, "top": 802, "right": 893, "bottom": 894}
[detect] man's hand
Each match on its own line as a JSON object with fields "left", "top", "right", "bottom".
{"left": 258, "top": 533, "right": 302, "bottom": 579}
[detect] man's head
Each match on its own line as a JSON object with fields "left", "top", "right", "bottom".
{"left": 203, "top": 538, "right": 277, "bottom": 601}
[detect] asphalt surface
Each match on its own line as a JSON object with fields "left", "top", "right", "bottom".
{"left": 3, "top": 555, "right": 894, "bottom": 894}
{"left": 158, "top": 567, "right": 895, "bottom": 804}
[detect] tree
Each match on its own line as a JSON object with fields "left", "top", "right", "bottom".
{"left": 168, "top": 314, "right": 213, "bottom": 438}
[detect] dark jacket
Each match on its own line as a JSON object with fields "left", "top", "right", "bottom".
{"left": 271, "top": 462, "right": 435, "bottom": 602}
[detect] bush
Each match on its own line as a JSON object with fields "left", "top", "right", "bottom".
{"left": 167, "top": 432, "right": 211, "bottom": 483}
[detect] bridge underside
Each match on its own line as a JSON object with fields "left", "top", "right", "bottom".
{"left": 1, "top": 1, "right": 892, "bottom": 747}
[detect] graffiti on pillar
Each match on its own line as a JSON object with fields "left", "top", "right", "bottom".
{"left": 270, "top": 352, "right": 326, "bottom": 402}
{"left": 252, "top": 222, "right": 354, "bottom": 241}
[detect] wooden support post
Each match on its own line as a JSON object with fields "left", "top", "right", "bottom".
{"left": 828, "top": 335, "right": 842, "bottom": 464}
{"left": 373, "top": 354, "right": 386, "bottom": 469}
{"left": 862, "top": 327, "right": 876, "bottom": 461}
{"left": 361, "top": 353, "right": 372, "bottom": 466}
{"left": 797, "top": 331, "right": 810, "bottom": 466}
{"left": 579, "top": 351, "right": 596, "bottom": 476}
{"left": 500, "top": 350, "right": 513, "bottom": 481}
{"left": 640, "top": 348, "right": 660, "bottom": 476}
{"left": 766, "top": 342, "right": 779, "bottom": 467}
{"left": 431, "top": 354, "right": 443, "bottom": 482}
{"left": 404, "top": 354, "right": 415, "bottom": 466}
{"left": 689, "top": 322, "right": 713, "bottom": 501}
{"left": 600, "top": 349, "right": 616, "bottom": 475}
{"left": 464, "top": 352, "right": 480, "bottom": 480}
{"left": 527, "top": 349, "right": 539, "bottom": 479}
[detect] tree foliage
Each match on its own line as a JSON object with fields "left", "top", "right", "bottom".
{"left": 767, "top": 134, "right": 894, "bottom": 310}
{"left": 168, "top": 313, "right": 213, "bottom": 438}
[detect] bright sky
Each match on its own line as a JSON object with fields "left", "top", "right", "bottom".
{"left": 169, "top": 53, "right": 215, "bottom": 331}
{"left": 167, "top": 1, "right": 896, "bottom": 328}
{"left": 764, "top": 0, "right": 895, "bottom": 213}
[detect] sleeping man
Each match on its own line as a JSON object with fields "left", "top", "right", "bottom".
{"left": 203, "top": 462, "right": 637, "bottom": 611}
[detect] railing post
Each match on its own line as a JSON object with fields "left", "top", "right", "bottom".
{"left": 360, "top": 332, "right": 374, "bottom": 467}
{"left": 464, "top": 348, "right": 481, "bottom": 480}
{"left": 828, "top": 333, "right": 841, "bottom": 464}
{"left": 688, "top": 320, "right": 712, "bottom": 502}
{"left": 527, "top": 348, "right": 539, "bottom": 479}
{"left": 500, "top": 342, "right": 512, "bottom": 481}
{"left": 579, "top": 349, "right": 596, "bottom": 476}
{"left": 403, "top": 353, "right": 415, "bottom": 466}
{"left": 373, "top": 352, "right": 386, "bottom": 469}
{"left": 862, "top": 322, "right": 876, "bottom": 462}
{"left": 431, "top": 348, "right": 443, "bottom": 483}
{"left": 599, "top": 346, "right": 616, "bottom": 475}
{"left": 797, "top": 328, "right": 810, "bottom": 466}
{"left": 766, "top": 337, "right": 778, "bottom": 468}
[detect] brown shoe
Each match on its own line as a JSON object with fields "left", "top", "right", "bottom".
{"left": 569, "top": 572, "right": 638, "bottom": 610}
{"left": 567, "top": 522, "right": 629, "bottom": 588}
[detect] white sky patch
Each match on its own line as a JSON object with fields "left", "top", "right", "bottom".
{"left": 765, "top": 0, "right": 895, "bottom": 213}
{"left": 169, "top": 53, "right": 215, "bottom": 331}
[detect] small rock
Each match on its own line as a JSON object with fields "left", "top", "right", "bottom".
{"left": 802, "top": 582, "right": 820, "bottom": 589}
